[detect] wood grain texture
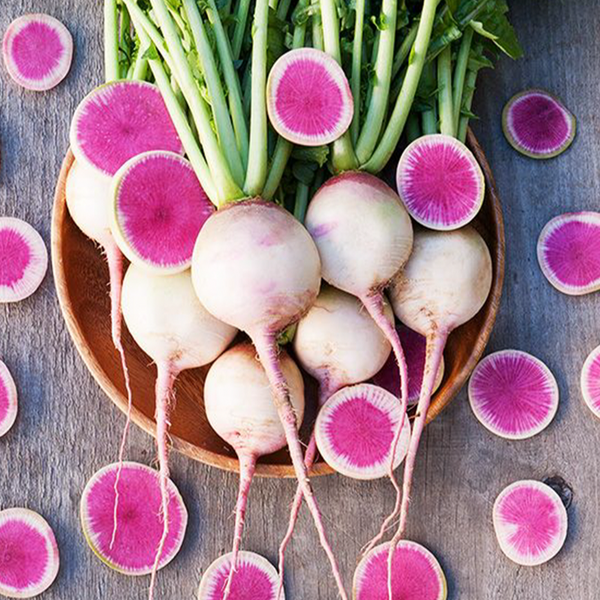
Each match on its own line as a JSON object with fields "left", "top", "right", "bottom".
{"left": 0, "top": 1, "right": 598, "bottom": 598}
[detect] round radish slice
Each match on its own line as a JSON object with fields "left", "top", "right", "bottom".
{"left": 502, "top": 90, "right": 576, "bottom": 159}
{"left": 581, "top": 345, "right": 600, "bottom": 418}
{"left": 353, "top": 541, "right": 447, "bottom": 600}
{"left": 70, "top": 81, "right": 184, "bottom": 177}
{"left": 537, "top": 212, "right": 600, "bottom": 296}
{"left": 493, "top": 480, "right": 568, "bottom": 566}
{"left": 0, "top": 508, "right": 60, "bottom": 598}
{"left": 315, "top": 384, "right": 411, "bottom": 480}
{"left": 468, "top": 350, "right": 558, "bottom": 440}
{"left": 266, "top": 48, "right": 353, "bottom": 147}
{"left": 80, "top": 462, "right": 188, "bottom": 575}
{"left": 0, "top": 361, "right": 17, "bottom": 438}
{"left": 198, "top": 551, "right": 282, "bottom": 600}
{"left": 111, "top": 151, "right": 213, "bottom": 274}
{"left": 396, "top": 134, "right": 485, "bottom": 231}
{"left": 0, "top": 217, "right": 48, "bottom": 303}
{"left": 3, "top": 14, "right": 73, "bottom": 92}
{"left": 372, "top": 322, "right": 445, "bottom": 406}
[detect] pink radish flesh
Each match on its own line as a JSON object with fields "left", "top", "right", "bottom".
{"left": 468, "top": 350, "right": 559, "bottom": 440}
{"left": 0, "top": 361, "right": 18, "bottom": 437}
{"left": 198, "top": 552, "right": 282, "bottom": 600}
{"left": 70, "top": 81, "right": 183, "bottom": 176}
{"left": 581, "top": 345, "right": 600, "bottom": 418}
{"left": 3, "top": 14, "right": 72, "bottom": 91}
{"left": 267, "top": 48, "right": 353, "bottom": 146}
{"left": 493, "top": 480, "right": 568, "bottom": 566}
{"left": 396, "top": 134, "right": 485, "bottom": 231}
{"left": 0, "top": 217, "right": 48, "bottom": 303}
{"left": 111, "top": 151, "right": 213, "bottom": 273}
{"left": 502, "top": 90, "right": 576, "bottom": 159}
{"left": 537, "top": 212, "right": 600, "bottom": 295}
{"left": 81, "top": 462, "right": 187, "bottom": 574}
{"left": 0, "top": 508, "right": 60, "bottom": 598}
{"left": 353, "top": 541, "right": 447, "bottom": 600}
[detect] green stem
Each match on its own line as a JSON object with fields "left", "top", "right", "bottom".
{"left": 458, "top": 68, "right": 478, "bottom": 143}
{"left": 362, "top": 0, "right": 439, "bottom": 173}
{"left": 437, "top": 45, "right": 454, "bottom": 137}
{"left": 105, "top": 0, "right": 120, "bottom": 81}
{"left": 232, "top": 0, "right": 252, "bottom": 60}
{"left": 131, "top": 32, "right": 149, "bottom": 80}
{"left": 120, "top": 5, "right": 132, "bottom": 79}
{"left": 350, "top": 0, "right": 366, "bottom": 144}
{"left": 276, "top": 0, "right": 293, "bottom": 21}
{"left": 293, "top": 182, "right": 310, "bottom": 223}
{"left": 406, "top": 112, "right": 421, "bottom": 143}
{"left": 421, "top": 59, "right": 437, "bottom": 135}
{"left": 452, "top": 27, "right": 473, "bottom": 134}
{"left": 311, "top": 0, "right": 324, "bottom": 51}
{"left": 391, "top": 22, "right": 418, "bottom": 79}
{"left": 242, "top": 59, "right": 252, "bottom": 117}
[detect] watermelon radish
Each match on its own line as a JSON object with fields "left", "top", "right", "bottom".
{"left": 468, "top": 350, "right": 559, "bottom": 440}
{"left": 396, "top": 134, "right": 485, "bottom": 231}
{"left": 198, "top": 551, "right": 282, "bottom": 600}
{"left": 0, "top": 361, "right": 17, "bottom": 438}
{"left": 0, "top": 508, "right": 60, "bottom": 598}
{"left": 70, "top": 81, "right": 183, "bottom": 177}
{"left": 3, "top": 14, "right": 73, "bottom": 91}
{"left": 581, "top": 345, "right": 600, "bottom": 419}
{"left": 537, "top": 212, "right": 600, "bottom": 296}
{"left": 493, "top": 480, "right": 568, "bottom": 566}
{"left": 353, "top": 541, "right": 447, "bottom": 600}
{"left": 266, "top": 48, "right": 354, "bottom": 147}
{"left": 80, "top": 462, "right": 188, "bottom": 575}
{"left": 315, "top": 384, "right": 411, "bottom": 480}
{"left": 502, "top": 90, "right": 576, "bottom": 159}
{"left": 111, "top": 151, "right": 213, "bottom": 274}
{"left": 0, "top": 217, "right": 48, "bottom": 303}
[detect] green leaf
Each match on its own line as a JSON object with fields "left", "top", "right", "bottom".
{"left": 291, "top": 145, "right": 330, "bottom": 167}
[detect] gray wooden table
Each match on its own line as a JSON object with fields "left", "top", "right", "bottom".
{"left": 1, "top": 1, "right": 598, "bottom": 598}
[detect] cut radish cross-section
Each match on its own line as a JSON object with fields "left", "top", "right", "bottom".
{"left": 396, "top": 134, "right": 485, "bottom": 231}
{"left": 0, "top": 361, "right": 18, "bottom": 438}
{"left": 581, "top": 345, "right": 600, "bottom": 419}
{"left": 0, "top": 217, "right": 48, "bottom": 303}
{"left": 468, "top": 350, "right": 559, "bottom": 440}
{"left": 493, "top": 480, "right": 568, "bottom": 566}
{"left": 353, "top": 541, "right": 447, "bottom": 600}
{"left": 537, "top": 212, "right": 600, "bottom": 296}
{"left": 70, "top": 81, "right": 184, "bottom": 177}
{"left": 80, "top": 462, "right": 188, "bottom": 575}
{"left": 3, "top": 14, "right": 73, "bottom": 91}
{"left": 315, "top": 384, "right": 411, "bottom": 480}
{"left": 111, "top": 151, "right": 213, "bottom": 274}
{"left": 267, "top": 48, "right": 353, "bottom": 146}
{"left": 0, "top": 508, "right": 60, "bottom": 598}
{"left": 503, "top": 90, "right": 576, "bottom": 159}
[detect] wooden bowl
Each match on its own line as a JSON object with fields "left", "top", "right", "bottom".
{"left": 51, "top": 131, "right": 504, "bottom": 478}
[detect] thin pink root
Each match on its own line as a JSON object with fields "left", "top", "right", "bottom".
{"left": 253, "top": 333, "right": 348, "bottom": 600}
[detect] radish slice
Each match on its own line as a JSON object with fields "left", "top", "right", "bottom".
{"left": 502, "top": 90, "right": 576, "bottom": 159}
{"left": 266, "top": 48, "right": 353, "bottom": 147}
{"left": 111, "top": 151, "right": 213, "bottom": 274}
{"left": 493, "top": 480, "right": 568, "bottom": 566}
{"left": 537, "top": 211, "right": 600, "bottom": 296}
{"left": 0, "top": 361, "right": 17, "bottom": 438}
{"left": 198, "top": 551, "right": 282, "bottom": 600}
{"left": 70, "top": 81, "right": 184, "bottom": 177}
{"left": 468, "top": 350, "right": 559, "bottom": 440}
{"left": 0, "top": 508, "right": 60, "bottom": 598}
{"left": 0, "top": 217, "right": 48, "bottom": 303}
{"left": 80, "top": 462, "right": 188, "bottom": 575}
{"left": 315, "top": 384, "right": 411, "bottom": 480}
{"left": 353, "top": 541, "right": 447, "bottom": 600}
{"left": 3, "top": 14, "right": 73, "bottom": 92}
{"left": 581, "top": 345, "right": 600, "bottom": 418}
{"left": 372, "top": 322, "right": 445, "bottom": 406}
{"left": 396, "top": 134, "right": 485, "bottom": 231}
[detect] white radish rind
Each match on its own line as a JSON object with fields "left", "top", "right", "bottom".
{"left": 111, "top": 151, "right": 213, "bottom": 274}
{"left": 80, "top": 462, "right": 188, "bottom": 575}
{"left": 493, "top": 480, "right": 568, "bottom": 567}
{"left": 581, "top": 345, "right": 600, "bottom": 419}
{"left": 0, "top": 217, "right": 48, "bottom": 303}
{"left": 468, "top": 350, "right": 559, "bottom": 440}
{"left": 353, "top": 541, "right": 447, "bottom": 600}
{"left": 70, "top": 81, "right": 184, "bottom": 177}
{"left": 0, "top": 508, "right": 60, "bottom": 598}
{"left": 267, "top": 48, "right": 353, "bottom": 147}
{"left": 2, "top": 14, "right": 73, "bottom": 92}
{"left": 198, "top": 551, "right": 283, "bottom": 600}
{"left": 0, "top": 361, "right": 18, "bottom": 438}
{"left": 537, "top": 212, "right": 600, "bottom": 296}
{"left": 502, "top": 90, "right": 576, "bottom": 160}
{"left": 315, "top": 384, "right": 411, "bottom": 480}
{"left": 396, "top": 134, "right": 485, "bottom": 231}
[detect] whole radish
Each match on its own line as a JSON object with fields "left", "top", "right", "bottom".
{"left": 204, "top": 342, "right": 305, "bottom": 597}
